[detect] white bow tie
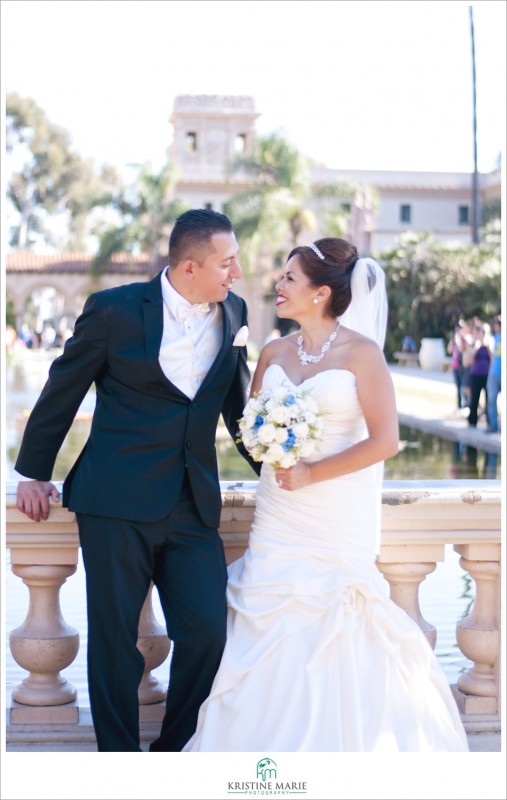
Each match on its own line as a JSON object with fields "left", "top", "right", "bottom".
{"left": 176, "top": 302, "right": 211, "bottom": 324}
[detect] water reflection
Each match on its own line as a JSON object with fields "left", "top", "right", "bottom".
{"left": 450, "top": 441, "right": 499, "bottom": 480}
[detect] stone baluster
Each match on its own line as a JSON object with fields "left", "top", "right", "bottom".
{"left": 376, "top": 561, "right": 437, "bottom": 648}
{"left": 137, "top": 583, "right": 171, "bottom": 706}
{"left": 452, "top": 543, "right": 501, "bottom": 714}
{"left": 9, "top": 563, "right": 80, "bottom": 722}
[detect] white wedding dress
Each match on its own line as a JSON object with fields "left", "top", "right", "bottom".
{"left": 183, "top": 363, "right": 469, "bottom": 752}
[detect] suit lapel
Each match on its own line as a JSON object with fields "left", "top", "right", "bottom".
{"left": 142, "top": 273, "right": 165, "bottom": 362}
{"left": 142, "top": 271, "right": 189, "bottom": 398}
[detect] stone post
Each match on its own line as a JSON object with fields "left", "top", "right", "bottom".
{"left": 376, "top": 560, "right": 438, "bottom": 648}
{"left": 452, "top": 542, "right": 501, "bottom": 714}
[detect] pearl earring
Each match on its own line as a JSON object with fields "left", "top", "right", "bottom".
{"left": 313, "top": 297, "right": 319, "bottom": 305}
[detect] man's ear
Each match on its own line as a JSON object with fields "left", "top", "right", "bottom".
{"left": 182, "top": 259, "right": 197, "bottom": 279}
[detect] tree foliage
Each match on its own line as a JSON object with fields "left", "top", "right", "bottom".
{"left": 378, "top": 228, "right": 502, "bottom": 360}
{"left": 90, "top": 161, "right": 188, "bottom": 275}
{"left": 6, "top": 92, "right": 117, "bottom": 250}
{"left": 224, "top": 132, "right": 360, "bottom": 276}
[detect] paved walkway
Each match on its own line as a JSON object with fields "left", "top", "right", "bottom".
{"left": 389, "top": 364, "right": 502, "bottom": 455}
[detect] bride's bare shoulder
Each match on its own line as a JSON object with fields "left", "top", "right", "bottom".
{"left": 258, "top": 333, "right": 297, "bottom": 365}
{"left": 340, "top": 325, "right": 381, "bottom": 351}
{"left": 338, "top": 326, "right": 385, "bottom": 371}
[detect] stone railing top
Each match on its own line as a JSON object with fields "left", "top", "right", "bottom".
{"left": 6, "top": 479, "right": 502, "bottom": 509}
{"left": 6, "top": 480, "right": 502, "bottom": 548}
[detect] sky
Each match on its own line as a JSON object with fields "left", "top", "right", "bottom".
{"left": 2, "top": 0, "right": 505, "bottom": 178}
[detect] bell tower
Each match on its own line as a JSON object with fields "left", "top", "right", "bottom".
{"left": 169, "top": 95, "right": 260, "bottom": 184}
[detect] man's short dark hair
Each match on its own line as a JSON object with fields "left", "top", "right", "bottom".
{"left": 169, "top": 208, "right": 233, "bottom": 267}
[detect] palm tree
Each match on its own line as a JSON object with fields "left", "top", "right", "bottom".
{"left": 223, "top": 133, "right": 313, "bottom": 275}
{"left": 224, "top": 132, "right": 371, "bottom": 336}
{"left": 224, "top": 131, "right": 371, "bottom": 275}
{"left": 90, "top": 161, "right": 187, "bottom": 275}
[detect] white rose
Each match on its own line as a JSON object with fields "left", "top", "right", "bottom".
{"left": 292, "top": 421, "right": 309, "bottom": 438}
{"left": 257, "top": 423, "right": 277, "bottom": 444}
{"left": 250, "top": 445, "right": 264, "bottom": 460}
{"left": 273, "top": 427, "right": 289, "bottom": 443}
{"left": 241, "top": 431, "right": 256, "bottom": 448}
{"left": 279, "top": 452, "right": 297, "bottom": 468}
{"left": 248, "top": 398, "right": 264, "bottom": 414}
{"left": 274, "top": 386, "right": 290, "bottom": 402}
{"left": 267, "top": 406, "right": 290, "bottom": 425}
{"left": 262, "top": 443, "right": 285, "bottom": 464}
{"left": 298, "top": 440, "right": 317, "bottom": 457}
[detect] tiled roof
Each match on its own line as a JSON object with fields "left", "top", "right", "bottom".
{"left": 5, "top": 252, "right": 162, "bottom": 274}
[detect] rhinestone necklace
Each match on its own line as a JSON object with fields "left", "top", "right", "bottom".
{"left": 297, "top": 321, "right": 340, "bottom": 366}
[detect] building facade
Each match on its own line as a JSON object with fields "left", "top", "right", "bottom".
{"left": 170, "top": 94, "right": 501, "bottom": 256}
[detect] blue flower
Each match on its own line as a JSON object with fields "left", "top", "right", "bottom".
{"left": 253, "top": 414, "right": 264, "bottom": 432}
{"left": 282, "top": 429, "right": 297, "bottom": 451}
{"left": 284, "top": 393, "right": 296, "bottom": 406}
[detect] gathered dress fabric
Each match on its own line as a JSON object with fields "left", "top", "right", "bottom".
{"left": 183, "top": 364, "right": 469, "bottom": 752}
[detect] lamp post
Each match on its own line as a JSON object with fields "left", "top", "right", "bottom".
{"left": 469, "top": 5, "right": 480, "bottom": 244}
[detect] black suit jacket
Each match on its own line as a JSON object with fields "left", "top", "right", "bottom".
{"left": 15, "top": 271, "right": 260, "bottom": 527}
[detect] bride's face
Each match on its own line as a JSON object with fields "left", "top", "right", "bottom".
{"left": 275, "top": 256, "right": 318, "bottom": 319}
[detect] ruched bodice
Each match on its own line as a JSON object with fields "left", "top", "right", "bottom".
{"left": 256, "top": 364, "right": 379, "bottom": 561}
{"left": 183, "top": 365, "right": 469, "bottom": 752}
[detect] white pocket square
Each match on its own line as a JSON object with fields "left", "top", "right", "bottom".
{"left": 233, "top": 326, "right": 249, "bottom": 347}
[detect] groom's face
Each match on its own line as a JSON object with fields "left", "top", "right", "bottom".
{"left": 192, "top": 231, "right": 242, "bottom": 303}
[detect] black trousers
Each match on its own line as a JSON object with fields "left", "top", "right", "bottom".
{"left": 77, "top": 477, "right": 228, "bottom": 752}
{"left": 468, "top": 373, "right": 488, "bottom": 427}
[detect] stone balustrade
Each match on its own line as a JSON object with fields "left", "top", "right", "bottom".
{"left": 5, "top": 479, "right": 501, "bottom": 742}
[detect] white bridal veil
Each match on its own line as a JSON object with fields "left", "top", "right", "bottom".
{"left": 338, "top": 256, "right": 389, "bottom": 553}
{"left": 338, "top": 257, "right": 388, "bottom": 349}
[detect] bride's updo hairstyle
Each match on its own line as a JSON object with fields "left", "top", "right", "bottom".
{"left": 287, "top": 238, "right": 359, "bottom": 319}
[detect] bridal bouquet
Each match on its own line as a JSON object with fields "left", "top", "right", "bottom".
{"left": 238, "top": 383, "right": 324, "bottom": 469}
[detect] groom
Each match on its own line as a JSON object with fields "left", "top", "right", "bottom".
{"left": 15, "top": 208, "right": 260, "bottom": 751}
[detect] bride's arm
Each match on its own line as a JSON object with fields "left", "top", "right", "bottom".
{"left": 276, "top": 340, "right": 399, "bottom": 490}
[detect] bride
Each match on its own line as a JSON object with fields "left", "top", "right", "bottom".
{"left": 183, "top": 238, "right": 469, "bottom": 752}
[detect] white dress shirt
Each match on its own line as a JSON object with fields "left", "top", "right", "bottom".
{"left": 159, "top": 267, "right": 223, "bottom": 399}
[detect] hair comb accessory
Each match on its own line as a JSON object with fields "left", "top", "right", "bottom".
{"left": 308, "top": 243, "right": 325, "bottom": 260}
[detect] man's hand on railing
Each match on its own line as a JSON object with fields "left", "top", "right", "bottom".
{"left": 16, "top": 480, "right": 61, "bottom": 522}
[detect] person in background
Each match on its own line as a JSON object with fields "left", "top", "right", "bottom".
{"left": 486, "top": 315, "right": 501, "bottom": 433}
{"left": 447, "top": 322, "right": 466, "bottom": 413}
{"left": 459, "top": 322, "right": 476, "bottom": 414}
{"left": 401, "top": 335, "right": 417, "bottom": 353}
{"left": 467, "top": 322, "right": 491, "bottom": 428}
